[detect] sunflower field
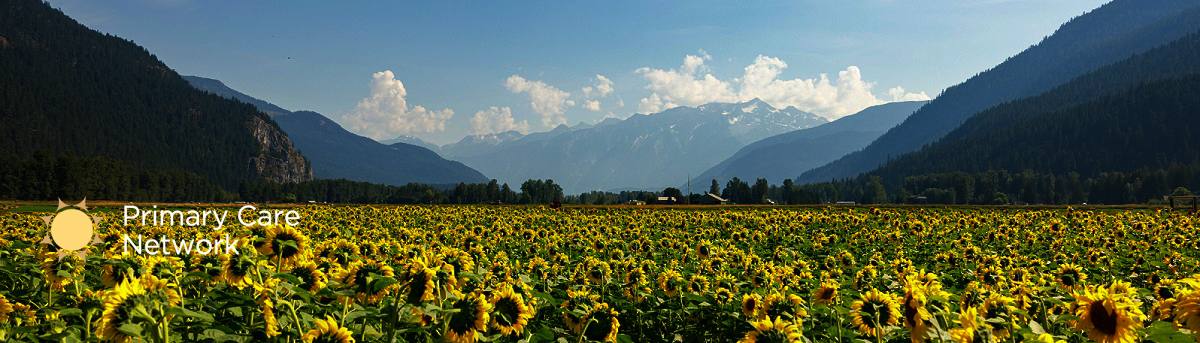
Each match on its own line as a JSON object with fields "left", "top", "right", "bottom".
{"left": 1, "top": 205, "right": 1200, "bottom": 343}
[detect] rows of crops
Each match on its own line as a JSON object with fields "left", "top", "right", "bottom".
{"left": 1, "top": 205, "right": 1199, "bottom": 342}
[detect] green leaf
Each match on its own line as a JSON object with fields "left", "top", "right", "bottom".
{"left": 1027, "top": 320, "right": 1047, "bottom": 335}
{"left": 117, "top": 323, "right": 143, "bottom": 337}
{"left": 272, "top": 272, "right": 302, "bottom": 285}
{"left": 370, "top": 276, "right": 399, "bottom": 293}
{"left": 58, "top": 308, "right": 83, "bottom": 317}
{"left": 1145, "top": 321, "right": 1194, "bottom": 343}
{"left": 166, "top": 306, "right": 214, "bottom": 322}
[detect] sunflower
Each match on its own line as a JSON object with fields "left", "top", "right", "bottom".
{"left": 0, "top": 294, "right": 12, "bottom": 322}
{"left": 738, "top": 316, "right": 803, "bottom": 343}
{"left": 190, "top": 253, "right": 224, "bottom": 283}
{"left": 1071, "top": 282, "right": 1146, "bottom": 343}
{"left": 41, "top": 253, "right": 84, "bottom": 291}
{"left": 1170, "top": 283, "right": 1199, "bottom": 341}
{"left": 302, "top": 315, "right": 356, "bottom": 343}
{"left": 979, "top": 293, "right": 1018, "bottom": 341}
{"left": 95, "top": 274, "right": 182, "bottom": 342}
{"left": 760, "top": 292, "right": 806, "bottom": 320}
{"left": 255, "top": 280, "right": 281, "bottom": 338}
{"left": 445, "top": 292, "right": 491, "bottom": 343}
{"left": 949, "top": 306, "right": 980, "bottom": 343}
{"left": 742, "top": 293, "right": 763, "bottom": 318}
{"left": 850, "top": 289, "right": 901, "bottom": 338}
{"left": 100, "top": 254, "right": 142, "bottom": 288}
{"left": 902, "top": 282, "right": 933, "bottom": 343}
{"left": 7, "top": 302, "right": 35, "bottom": 326}
{"left": 289, "top": 260, "right": 328, "bottom": 293}
{"left": 342, "top": 260, "right": 397, "bottom": 304}
{"left": 624, "top": 267, "right": 648, "bottom": 286}
{"left": 582, "top": 302, "right": 621, "bottom": 342}
{"left": 488, "top": 284, "right": 534, "bottom": 336}
{"left": 223, "top": 253, "right": 257, "bottom": 289}
{"left": 658, "top": 270, "right": 683, "bottom": 297}
{"left": 1034, "top": 333, "right": 1066, "bottom": 343}
{"left": 715, "top": 288, "right": 735, "bottom": 305}
{"left": 688, "top": 275, "right": 710, "bottom": 295}
{"left": 263, "top": 225, "right": 310, "bottom": 266}
{"left": 585, "top": 259, "right": 611, "bottom": 284}
{"left": 403, "top": 264, "right": 438, "bottom": 305}
{"left": 813, "top": 279, "right": 839, "bottom": 305}
{"left": 1056, "top": 264, "right": 1087, "bottom": 291}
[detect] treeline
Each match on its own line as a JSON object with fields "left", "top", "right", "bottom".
{"left": 800, "top": 165, "right": 1200, "bottom": 205}
{"left": 1, "top": 0, "right": 304, "bottom": 189}
{"left": 240, "top": 179, "right": 566, "bottom": 205}
{"left": 0, "top": 153, "right": 232, "bottom": 202}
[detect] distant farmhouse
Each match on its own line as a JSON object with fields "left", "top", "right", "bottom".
{"left": 656, "top": 196, "right": 678, "bottom": 204}
{"left": 696, "top": 193, "right": 729, "bottom": 205}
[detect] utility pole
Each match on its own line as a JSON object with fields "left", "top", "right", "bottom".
{"left": 687, "top": 173, "right": 691, "bottom": 205}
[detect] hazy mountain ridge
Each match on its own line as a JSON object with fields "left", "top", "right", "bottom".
{"left": 800, "top": 0, "right": 1200, "bottom": 183}
{"left": 694, "top": 101, "right": 927, "bottom": 186}
{"left": 453, "top": 99, "right": 827, "bottom": 193}
{"left": 382, "top": 135, "right": 442, "bottom": 155}
{"left": 182, "top": 76, "right": 489, "bottom": 186}
{"left": 862, "top": 30, "right": 1200, "bottom": 180}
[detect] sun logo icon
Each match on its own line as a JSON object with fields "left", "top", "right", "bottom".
{"left": 38, "top": 198, "right": 105, "bottom": 261}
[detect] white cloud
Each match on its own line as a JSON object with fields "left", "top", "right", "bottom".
{"left": 344, "top": 70, "right": 453, "bottom": 140}
{"left": 470, "top": 106, "right": 529, "bottom": 135}
{"left": 583, "top": 100, "right": 601, "bottom": 111}
{"left": 583, "top": 74, "right": 614, "bottom": 98}
{"left": 505, "top": 75, "right": 573, "bottom": 127}
{"left": 635, "top": 53, "right": 930, "bottom": 119}
{"left": 887, "top": 86, "right": 932, "bottom": 102}
{"left": 638, "top": 93, "right": 679, "bottom": 114}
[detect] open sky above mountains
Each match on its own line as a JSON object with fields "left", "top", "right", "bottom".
{"left": 48, "top": 0, "right": 1101, "bottom": 145}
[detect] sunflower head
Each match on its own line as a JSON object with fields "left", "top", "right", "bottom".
{"left": 488, "top": 284, "right": 534, "bottom": 336}
{"left": 301, "top": 315, "right": 356, "bottom": 343}
{"left": 1072, "top": 282, "right": 1146, "bottom": 343}
{"left": 95, "top": 274, "right": 182, "bottom": 342}
{"left": 1056, "top": 264, "right": 1087, "bottom": 291}
{"left": 579, "top": 302, "right": 621, "bottom": 342}
{"left": 264, "top": 225, "right": 310, "bottom": 266}
{"left": 738, "top": 316, "right": 802, "bottom": 343}
{"left": 813, "top": 279, "right": 840, "bottom": 306}
{"left": 742, "top": 293, "right": 763, "bottom": 318}
{"left": 445, "top": 292, "right": 491, "bottom": 343}
{"left": 850, "top": 289, "right": 901, "bottom": 338}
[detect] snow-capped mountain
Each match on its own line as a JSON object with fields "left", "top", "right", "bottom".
{"left": 450, "top": 99, "right": 828, "bottom": 193}
{"left": 381, "top": 134, "right": 442, "bottom": 155}
{"left": 696, "top": 98, "right": 829, "bottom": 144}
{"left": 440, "top": 130, "right": 527, "bottom": 159}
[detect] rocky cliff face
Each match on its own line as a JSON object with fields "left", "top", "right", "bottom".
{"left": 246, "top": 116, "right": 313, "bottom": 183}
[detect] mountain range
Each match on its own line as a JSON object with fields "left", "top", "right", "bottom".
{"left": 448, "top": 99, "right": 828, "bottom": 193}
{"left": 693, "top": 101, "right": 927, "bottom": 187}
{"left": 799, "top": 0, "right": 1200, "bottom": 183}
{"left": 182, "top": 76, "right": 489, "bottom": 186}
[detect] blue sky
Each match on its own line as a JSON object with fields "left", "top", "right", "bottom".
{"left": 49, "top": 0, "right": 1104, "bottom": 145}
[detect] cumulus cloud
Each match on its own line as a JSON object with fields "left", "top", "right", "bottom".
{"left": 638, "top": 93, "right": 679, "bottom": 114}
{"left": 887, "top": 86, "right": 932, "bottom": 102}
{"left": 470, "top": 106, "right": 529, "bottom": 135}
{"left": 582, "top": 74, "right": 614, "bottom": 98}
{"left": 505, "top": 75, "right": 573, "bottom": 127}
{"left": 583, "top": 100, "right": 602, "bottom": 111}
{"left": 344, "top": 70, "right": 453, "bottom": 140}
{"left": 635, "top": 53, "right": 930, "bottom": 119}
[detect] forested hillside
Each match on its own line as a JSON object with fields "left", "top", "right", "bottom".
{"left": 0, "top": 0, "right": 311, "bottom": 200}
